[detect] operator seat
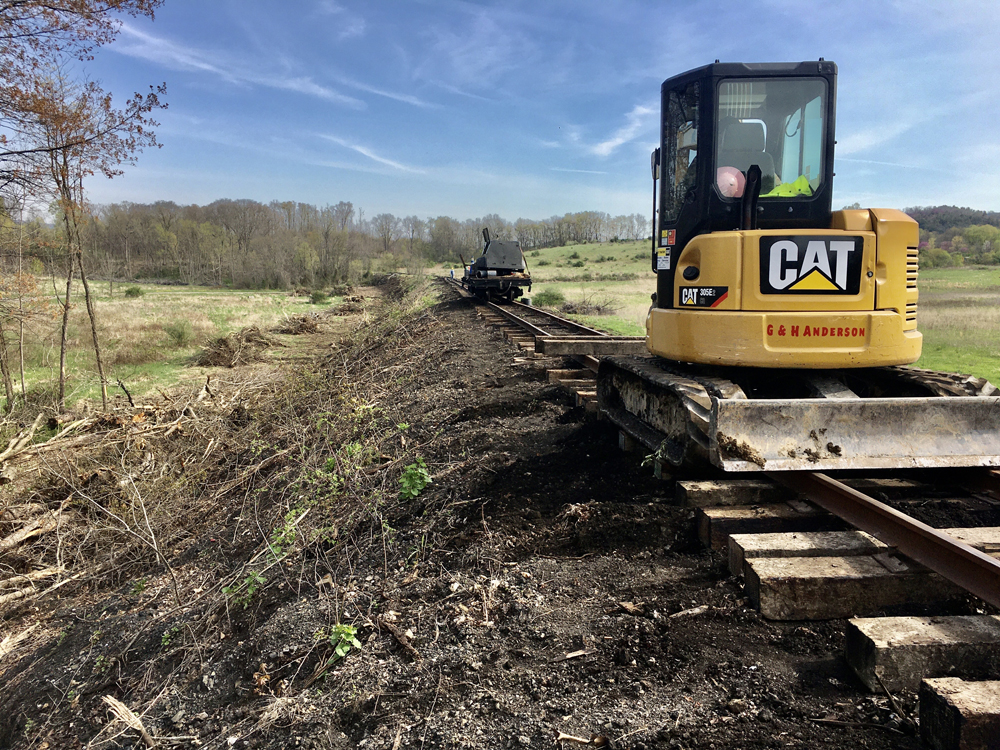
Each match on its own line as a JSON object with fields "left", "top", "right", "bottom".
{"left": 718, "top": 121, "right": 776, "bottom": 191}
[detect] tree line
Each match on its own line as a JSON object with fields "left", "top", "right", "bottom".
{"left": 2, "top": 201, "right": 650, "bottom": 290}
{"left": 905, "top": 206, "right": 1000, "bottom": 268}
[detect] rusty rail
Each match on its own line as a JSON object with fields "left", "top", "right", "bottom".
{"left": 445, "top": 277, "right": 603, "bottom": 371}
{"left": 772, "top": 471, "right": 1000, "bottom": 609}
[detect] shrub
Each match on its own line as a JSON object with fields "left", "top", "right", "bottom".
{"left": 124, "top": 286, "right": 144, "bottom": 298}
{"left": 310, "top": 290, "right": 329, "bottom": 305}
{"left": 163, "top": 320, "right": 195, "bottom": 347}
{"left": 532, "top": 289, "right": 566, "bottom": 307}
{"left": 568, "top": 251, "right": 580, "bottom": 259}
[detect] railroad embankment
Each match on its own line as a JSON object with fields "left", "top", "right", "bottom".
{"left": 2, "top": 276, "right": 987, "bottom": 749}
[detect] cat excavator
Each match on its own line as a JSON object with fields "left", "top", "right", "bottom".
{"left": 597, "top": 60, "right": 1000, "bottom": 471}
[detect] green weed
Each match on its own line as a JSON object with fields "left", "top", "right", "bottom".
{"left": 222, "top": 570, "right": 267, "bottom": 609}
{"left": 400, "top": 457, "right": 431, "bottom": 500}
{"left": 163, "top": 319, "right": 195, "bottom": 347}
{"left": 532, "top": 289, "right": 566, "bottom": 307}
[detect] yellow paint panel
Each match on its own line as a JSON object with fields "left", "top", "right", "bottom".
{"left": 789, "top": 270, "right": 838, "bottom": 291}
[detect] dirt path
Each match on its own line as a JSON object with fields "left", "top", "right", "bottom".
{"left": 0, "top": 280, "right": 921, "bottom": 749}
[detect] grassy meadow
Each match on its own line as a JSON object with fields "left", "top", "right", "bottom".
{"left": 912, "top": 267, "right": 1000, "bottom": 382}
{"left": 13, "top": 252, "right": 999, "bottom": 412}
{"left": 7, "top": 281, "right": 325, "bottom": 409}
{"left": 441, "top": 243, "right": 1000, "bottom": 383}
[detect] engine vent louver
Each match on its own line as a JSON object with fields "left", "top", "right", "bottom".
{"left": 905, "top": 247, "right": 919, "bottom": 323}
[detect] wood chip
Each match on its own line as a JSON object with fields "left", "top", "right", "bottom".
{"left": 549, "top": 648, "right": 596, "bottom": 663}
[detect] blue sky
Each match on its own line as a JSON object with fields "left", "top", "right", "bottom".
{"left": 83, "top": 0, "right": 1000, "bottom": 221}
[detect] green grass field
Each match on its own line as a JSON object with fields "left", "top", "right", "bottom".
{"left": 913, "top": 267, "right": 1000, "bottom": 382}
{"left": 5, "top": 281, "right": 326, "bottom": 409}
{"left": 441, "top": 249, "right": 1000, "bottom": 383}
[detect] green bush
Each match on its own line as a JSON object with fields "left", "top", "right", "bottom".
{"left": 532, "top": 289, "right": 566, "bottom": 307}
{"left": 568, "top": 251, "right": 581, "bottom": 259}
{"left": 310, "top": 290, "right": 329, "bottom": 305}
{"left": 163, "top": 320, "right": 194, "bottom": 347}
{"left": 124, "top": 286, "right": 144, "bottom": 298}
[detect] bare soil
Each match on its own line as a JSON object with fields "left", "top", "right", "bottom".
{"left": 0, "top": 278, "right": 938, "bottom": 749}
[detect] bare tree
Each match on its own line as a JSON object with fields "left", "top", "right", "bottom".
{"left": 28, "top": 70, "right": 165, "bottom": 409}
{"left": 372, "top": 213, "right": 399, "bottom": 256}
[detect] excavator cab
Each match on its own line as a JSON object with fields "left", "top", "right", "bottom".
{"left": 652, "top": 60, "right": 837, "bottom": 279}
{"left": 648, "top": 60, "right": 921, "bottom": 369}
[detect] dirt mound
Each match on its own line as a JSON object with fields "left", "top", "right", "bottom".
{"left": 196, "top": 325, "right": 281, "bottom": 367}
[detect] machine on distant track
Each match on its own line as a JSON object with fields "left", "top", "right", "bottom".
{"left": 461, "top": 228, "right": 532, "bottom": 302}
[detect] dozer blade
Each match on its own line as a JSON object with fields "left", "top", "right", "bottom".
{"left": 598, "top": 356, "right": 1000, "bottom": 472}
{"left": 712, "top": 397, "right": 1000, "bottom": 471}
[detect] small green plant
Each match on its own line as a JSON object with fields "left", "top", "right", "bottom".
{"left": 311, "top": 290, "right": 329, "bottom": 304}
{"left": 568, "top": 251, "right": 581, "bottom": 259}
{"left": 55, "top": 623, "right": 74, "bottom": 647}
{"left": 163, "top": 319, "right": 194, "bottom": 347}
{"left": 124, "top": 285, "right": 144, "bottom": 298}
{"left": 342, "top": 441, "right": 364, "bottom": 459}
{"left": 130, "top": 578, "right": 148, "bottom": 596}
{"left": 532, "top": 289, "right": 566, "bottom": 307}
{"left": 570, "top": 259, "right": 586, "bottom": 267}
{"left": 396, "top": 422, "right": 410, "bottom": 431}
{"left": 400, "top": 457, "right": 432, "bottom": 500}
{"left": 329, "top": 623, "right": 361, "bottom": 661}
{"left": 161, "top": 626, "right": 181, "bottom": 648}
{"left": 223, "top": 570, "right": 267, "bottom": 609}
{"left": 94, "top": 654, "right": 111, "bottom": 673}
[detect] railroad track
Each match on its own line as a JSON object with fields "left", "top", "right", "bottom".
{"left": 442, "top": 275, "right": 1000, "bottom": 736}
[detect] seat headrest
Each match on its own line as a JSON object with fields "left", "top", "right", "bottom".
{"left": 721, "top": 122, "right": 765, "bottom": 152}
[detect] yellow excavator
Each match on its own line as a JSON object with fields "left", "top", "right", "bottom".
{"left": 597, "top": 60, "right": 1000, "bottom": 471}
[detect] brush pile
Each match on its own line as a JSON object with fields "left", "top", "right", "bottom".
{"left": 196, "top": 325, "right": 281, "bottom": 367}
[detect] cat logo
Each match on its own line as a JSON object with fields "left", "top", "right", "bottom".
{"left": 680, "top": 286, "right": 729, "bottom": 307}
{"left": 759, "top": 236, "right": 864, "bottom": 295}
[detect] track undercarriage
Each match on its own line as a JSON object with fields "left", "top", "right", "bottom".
{"left": 598, "top": 357, "right": 1000, "bottom": 472}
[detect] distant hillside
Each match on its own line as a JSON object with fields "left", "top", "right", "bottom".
{"left": 904, "top": 205, "right": 1000, "bottom": 233}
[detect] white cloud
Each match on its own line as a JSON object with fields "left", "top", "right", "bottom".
{"left": 551, "top": 167, "right": 608, "bottom": 175}
{"left": 316, "top": 0, "right": 367, "bottom": 39}
{"left": 590, "top": 105, "right": 656, "bottom": 157}
{"left": 116, "top": 24, "right": 366, "bottom": 108}
{"left": 319, "top": 134, "right": 425, "bottom": 173}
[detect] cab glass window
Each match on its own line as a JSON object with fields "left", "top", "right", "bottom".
{"left": 661, "top": 81, "right": 699, "bottom": 223}
{"left": 714, "top": 78, "right": 826, "bottom": 200}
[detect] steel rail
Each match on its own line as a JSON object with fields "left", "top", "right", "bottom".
{"left": 445, "top": 277, "right": 603, "bottom": 371}
{"left": 503, "top": 299, "right": 607, "bottom": 337}
{"left": 771, "top": 471, "right": 1000, "bottom": 609}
